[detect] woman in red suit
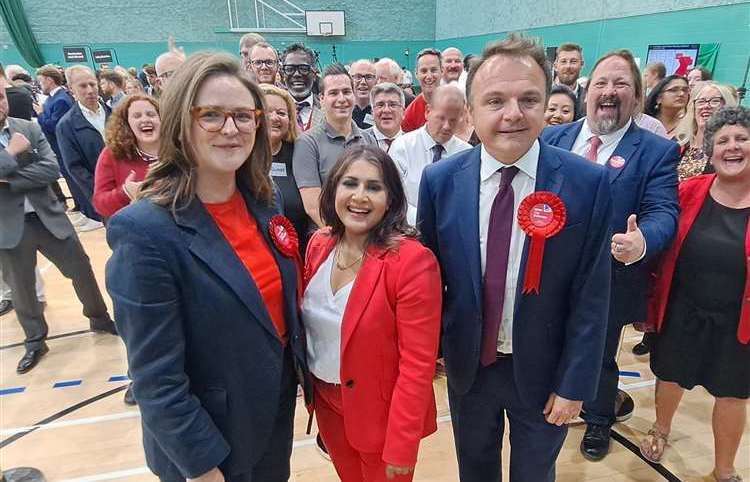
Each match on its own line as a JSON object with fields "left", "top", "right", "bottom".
{"left": 640, "top": 106, "right": 750, "bottom": 482}
{"left": 302, "top": 144, "right": 442, "bottom": 481}
{"left": 93, "top": 94, "right": 160, "bottom": 218}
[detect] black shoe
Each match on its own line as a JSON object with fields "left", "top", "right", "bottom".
{"left": 632, "top": 332, "right": 655, "bottom": 356}
{"left": 580, "top": 423, "right": 611, "bottom": 461}
{"left": 123, "top": 383, "right": 136, "bottom": 406}
{"left": 615, "top": 389, "right": 634, "bottom": 422}
{"left": 90, "top": 318, "right": 117, "bottom": 335}
{"left": 0, "top": 300, "right": 13, "bottom": 317}
{"left": 17, "top": 344, "right": 49, "bottom": 374}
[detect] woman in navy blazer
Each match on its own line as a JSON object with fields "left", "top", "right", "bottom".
{"left": 106, "top": 53, "right": 308, "bottom": 482}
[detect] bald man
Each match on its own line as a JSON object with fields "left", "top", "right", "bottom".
{"left": 155, "top": 51, "right": 185, "bottom": 91}
{"left": 442, "top": 47, "right": 464, "bottom": 83}
{"left": 375, "top": 57, "right": 416, "bottom": 107}
{"left": 390, "top": 84, "right": 471, "bottom": 223}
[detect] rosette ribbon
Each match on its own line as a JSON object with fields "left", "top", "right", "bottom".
{"left": 268, "top": 215, "right": 303, "bottom": 303}
{"left": 517, "top": 192, "right": 567, "bottom": 295}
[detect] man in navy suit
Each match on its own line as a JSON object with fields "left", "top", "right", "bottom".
{"left": 418, "top": 34, "right": 613, "bottom": 482}
{"left": 542, "top": 49, "right": 679, "bottom": 461}
{"left": 56, "top": 65, "right": 110, "bottom": 227}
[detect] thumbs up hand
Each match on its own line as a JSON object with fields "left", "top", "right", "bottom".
{"left": 611, "top": 214, "right": 646, "bottom": 264}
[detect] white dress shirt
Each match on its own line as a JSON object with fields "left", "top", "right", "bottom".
{"left": 297, "top": 94, "right": 315, "bottom": 127}
{"left": 78, "top": 102, "right": 106, "bottom": 139}
{"left": 370, "top": 125, "right": 402, "bottom": 152}
{"left": 479, "top": 141, "right": 539, "bottom": 354}
{"left": 571, "top": 117, "right": 632, "bottom": 165}
{"left": 390, "top": 125, "right": 472, "bottom": 224}
{"left": 301, "top": 250, "right": 353, "bottom": 384}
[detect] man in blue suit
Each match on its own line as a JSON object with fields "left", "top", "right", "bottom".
{"left": 417, "top": 34, "right": 613, "bottom": 482}
{"left": 56, "top": 65, "right": 110, "bottom": 226}
{"left": 541, "top": 49, "right": 679, "bottom": 461}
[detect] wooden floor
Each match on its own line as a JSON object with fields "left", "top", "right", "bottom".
{"left": 1, "top": 223, "right": 748, "bottom": 482}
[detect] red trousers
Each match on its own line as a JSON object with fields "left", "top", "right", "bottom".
{"left": 314, "top": 379, "right": 414, "bottom": 482}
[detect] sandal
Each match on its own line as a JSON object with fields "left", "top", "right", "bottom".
{"left": 639, "top": 424, "right": 669, "bottom": 463}
{"left": 713, "top": 471, "right": 743, "bottom": 482}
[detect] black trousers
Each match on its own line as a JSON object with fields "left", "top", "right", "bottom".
{"left": 0, "top": 213, "right": 110, "bottom": 349}
{"left": 448, "top": 357, "right": 568, "bottom": 482}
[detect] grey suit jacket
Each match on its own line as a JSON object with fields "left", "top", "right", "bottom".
{"left": 0, "top": 117, "right": 73, "bottom": 249}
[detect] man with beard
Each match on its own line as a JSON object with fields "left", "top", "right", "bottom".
{"left": 349, "top": 59, "right": 377, "bottom": 129}
{"left": 442, "top": 47, "right": 464, "bottom": 84}
{"left": 292, "top": 64, "right": 374, "bottom": 228}
{"left": 542, "top": 49, "right": 680, "bottom": 462}
{"left": 99, "top": 71, "right": 126, "bottom": 109}
{"left": 282, "top": 43, "right": 324, "bottom": 133}
{"left": 401, "top": 48, "right": 442, "bottom": 133}
{"left": 248, "top": 42, "right": 280, "bottom": 85}
{"left": 554, "top": 44, "right": 586, "bottom": 119}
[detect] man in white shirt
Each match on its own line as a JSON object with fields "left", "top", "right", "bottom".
{"left": 364, "top": 83, "right": 404, "bottom": 152}
{"left": 55, "top": 65, "right": 109, "bottom": 229}
{"left": 390, "top": 84, "right": 471, "bottom": 224}
{"left": 417, "top": 34, "right": 613, "bottom": 482}
{"left": 442, "top": 47, "right": 464, "bottom": 84}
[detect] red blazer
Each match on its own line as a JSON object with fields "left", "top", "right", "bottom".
{"left": 303, "top": 229, "right": 442, "bottom": 466}
{"left": 647, "top": 174, "right": 750, "bottom": 344}
{"left": 93, "top": 146, "right": 150, "bottom": 218}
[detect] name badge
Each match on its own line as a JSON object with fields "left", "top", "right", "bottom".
{"left": 270, "top": 162, "right": 287, "bottom": 177}
{"left": 363, "top": 113, "right": 375, "bottom": 126}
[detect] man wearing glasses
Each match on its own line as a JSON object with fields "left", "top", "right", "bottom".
{"left": 349, "top": 60, "right": 377, "bottom": 129}
{"left": 281, "top": 43, "right": 324, "bottom": 133}
{"left": 248, "top": 42, "right": 280, "bottom": 85}
{"left": 155, "top": 51, "right": 185, "bottom": 92}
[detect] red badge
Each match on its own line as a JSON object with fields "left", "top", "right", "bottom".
{"left": 608, "top": 155, "right": 626, "bottom": 169}
{"left": 517, "top": 192, "right": 567, "bottom": 295}
{"left": 269, "top": 215, "right": 303, "bottom": 303}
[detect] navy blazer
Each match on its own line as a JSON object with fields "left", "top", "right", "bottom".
{"left": 37, "top": 88, "right": 74, "bottom": 160}
{"left": 541, "top": 120, "right": 679, "bottom": 323}
{"left": 417, "top": 142, "right": 613, "bottom": 406}
{"left": 55, "top": 102, "right": 110, "bottom": 200}
{"left": 105, "top": 186, "right": 308, "bottom": 479}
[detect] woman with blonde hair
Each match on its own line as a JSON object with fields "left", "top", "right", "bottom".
{"left": 106, "top": 52, "right": 308, "bottom": 482}
{"left": 674, "top": 82, "right": 737, "bottom": 180}
{"left": 259, "top": 83, "right": 310, "bottom": 255}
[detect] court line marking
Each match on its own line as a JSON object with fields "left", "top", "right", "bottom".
{"left": 1, "top": 411, "right": 141, "bottom": 436}
{"left": 0, "top": 329, "right": 93, "bottom": 351}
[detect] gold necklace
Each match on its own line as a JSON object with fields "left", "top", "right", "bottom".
{"left": 335, "top": 245, "right": 364, "bottom": 271}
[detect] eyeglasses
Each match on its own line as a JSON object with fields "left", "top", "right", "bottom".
{"left": 352, "top": 74, "right": 377, "bottom": 83}
{"left": 250, "top": 59, "right": 277, "bottom": 69}
{"left": 694, "top": 97, "right": 724, "bottom": 109}
{"left": 282, "top": 64, "right": 312, "bottom": 76}
{"left": 373, "top": 101, "right": 403, "bottom": 110}
{"left": 191, "top": 106, "right": 262, "bottom": 133}
{"left": 157, "top": 70, "right": 175, "bottom": 81}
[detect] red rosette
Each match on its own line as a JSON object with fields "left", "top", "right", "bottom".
{"left": 269, "top": 215, "right": 303, "bottom": 303}
{"left": 517, "top": 192, "right": 567, "bottom": 295}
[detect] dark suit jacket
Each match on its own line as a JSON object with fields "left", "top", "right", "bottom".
{"left": 6, "top": 85, "right": 34, "bottom": 121}
{"left": 541, "top": 120, "right": 680, "bottom": 323}
{"left": 55, "top": 102, "right": 110, "bottom": 202}
{"left": 37, "top": 88, "right": 74, "bottom": 161}
{"left": 417, "top": 142, "right": 613, "bottom": 406}
{"left": 0, "top": 117, "right": 73, "bottom": 249}
{"left": 105, "top": 186, "right": 308, "bottom": 479}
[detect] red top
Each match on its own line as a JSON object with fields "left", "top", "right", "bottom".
{"left": 93, "top": 146, "right": 150, "bottom": 218}
{"left": 647, "top": 174, "right": 750, "bottom": 344}
{"left": 401, "top": 93, "right": 427, "bottom": 133}
{"left": 205, "top": 191, "right": 287, "bottom": 344}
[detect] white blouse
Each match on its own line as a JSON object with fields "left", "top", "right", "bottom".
{"left": 301, "top": 250, "right": 354, "bottom": 384}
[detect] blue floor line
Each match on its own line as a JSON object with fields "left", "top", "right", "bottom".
{"left": 53, "top": 380, "right": 83, "bottom": 388}
{"left": 0, "top": 387, "right": 26, "bottom": 396}
{"left": 619, "top": 370, "right": 641, "bottom": 378}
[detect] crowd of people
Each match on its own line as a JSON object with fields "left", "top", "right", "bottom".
{"left": 0, "top": 29, "right": 748, "bottom": 482}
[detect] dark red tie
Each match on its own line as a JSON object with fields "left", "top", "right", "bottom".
{"left": 480, "top": 166, "right": 519, "bottom": 366}
{"left": 586, "top": 135, "right": 602, "bottom": 162}
{"left": 384, "top": 138, "right": 393, "bottom": 152}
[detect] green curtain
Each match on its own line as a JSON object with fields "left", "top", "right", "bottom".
{"left": 697, "top": 43, "right": 720, "bottom": 73}
{"left": 0, "top": 0, "right": 45, "bottom": 68}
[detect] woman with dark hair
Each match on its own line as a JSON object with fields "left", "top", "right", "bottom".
{"left": 640, "top": 106, "right": 750, "bottom": 482}
{"left": 644, "top": 75, "right": 690, "bottom": 138}
{"left": 302, "top": 144, "right": 442, "bottom": 481}
{"left": 544, "top": 84, "right": 577, "bottom": 126}
{"left": 94, "top": 94, "right": 160, "bottom": 218}
{"left": 106, "top": 52, "right": 308, "bottom": 482}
